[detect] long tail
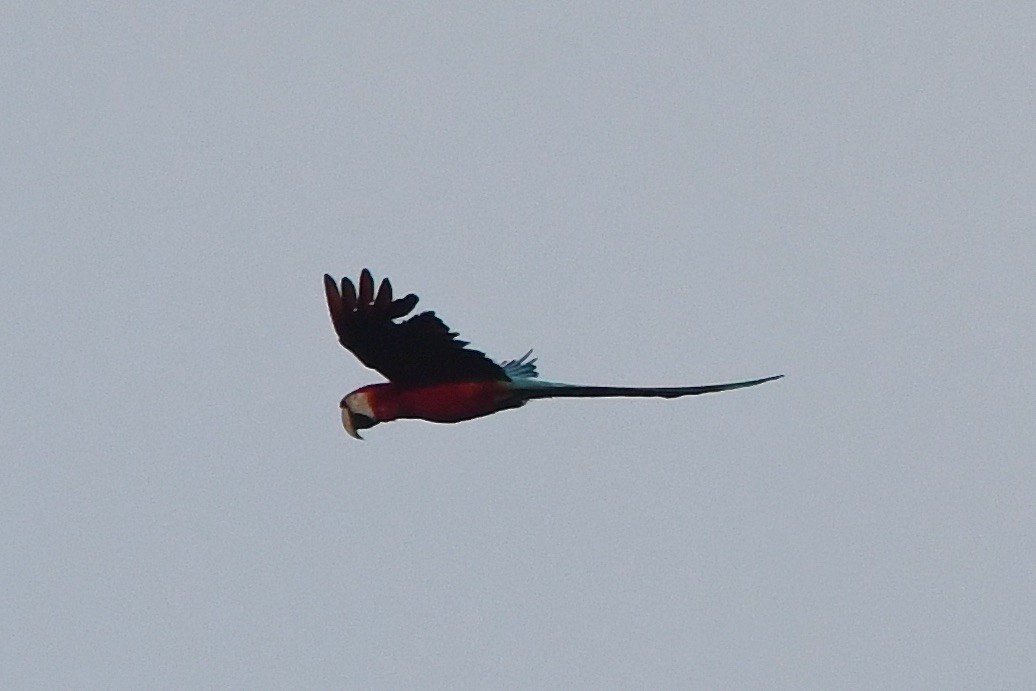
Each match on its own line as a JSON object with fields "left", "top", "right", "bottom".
{"left": 511, "top": 374, "right": 783, "bottom": 400}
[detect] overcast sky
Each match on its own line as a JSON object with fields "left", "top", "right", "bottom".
{"left": 4, "top": 3, "right": 1035, "bottom": 688}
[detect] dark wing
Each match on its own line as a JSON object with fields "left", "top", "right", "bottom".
{"left": 323, "top": 270, "right": 508, "bottom": 386}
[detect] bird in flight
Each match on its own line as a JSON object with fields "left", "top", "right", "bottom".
{"left": 324, "top": 270, "right": 782, "bottom": 439}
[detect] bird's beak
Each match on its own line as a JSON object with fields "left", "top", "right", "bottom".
{"left": 341, "top": 406, "right": 363, "bottom": 440}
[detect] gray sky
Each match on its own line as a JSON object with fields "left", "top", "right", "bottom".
{"left": 4, "top": 3, "right": 1035, "bottom": 688}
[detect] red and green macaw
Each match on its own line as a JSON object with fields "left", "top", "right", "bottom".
{"left": 324, "top": 270, "right": 782, "bottom": 439}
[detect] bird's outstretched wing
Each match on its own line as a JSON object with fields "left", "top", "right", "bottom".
{"left": 324, "top": 270, "right": 508, "bottom": 386}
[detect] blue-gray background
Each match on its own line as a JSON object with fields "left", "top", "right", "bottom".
{"left": 4, "top": 3, "right": 1034, "bottom": 688}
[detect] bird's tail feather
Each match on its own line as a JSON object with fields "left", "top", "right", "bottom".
{"left": 510, "top": 374, "right": 783, "bottom": 400}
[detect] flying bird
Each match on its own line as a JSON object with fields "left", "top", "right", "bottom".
{"left": 324, "top": 270, "right": 782, "bottom": 439}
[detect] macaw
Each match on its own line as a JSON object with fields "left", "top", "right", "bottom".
{"left": 324, "top": 270, "right": 782, "bottom": 439}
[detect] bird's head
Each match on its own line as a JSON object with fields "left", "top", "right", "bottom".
{"left": 340, "top": 388, "right": 380, "bottom": 440}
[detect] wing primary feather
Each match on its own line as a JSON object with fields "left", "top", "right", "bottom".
{"left": 375, "top": 278, "right": 392, "bottom": 308}
{"left": 341, "top": 277, "right": 356, "bottom": 310}
{"left": 323, "top": 274, "right": 342, "bottom": 321}
{"left": 358, "top": 269, "right": 374, "bottom": 305}
{"left": 323, "top": 274, "right": 338, "bottom": 301}
{"left": 389, "top": 293, "right": 418, "bottom": 318}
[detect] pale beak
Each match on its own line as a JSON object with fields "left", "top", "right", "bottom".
{"left": 341, "top": 406, "right": 362, "bottom": 440}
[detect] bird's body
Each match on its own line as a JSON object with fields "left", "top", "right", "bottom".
{"left": 324, "top": 270, "right": 782, "bottom": 439}
{"left": 346, "top": 380, "right": 519, "bottom": 424}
